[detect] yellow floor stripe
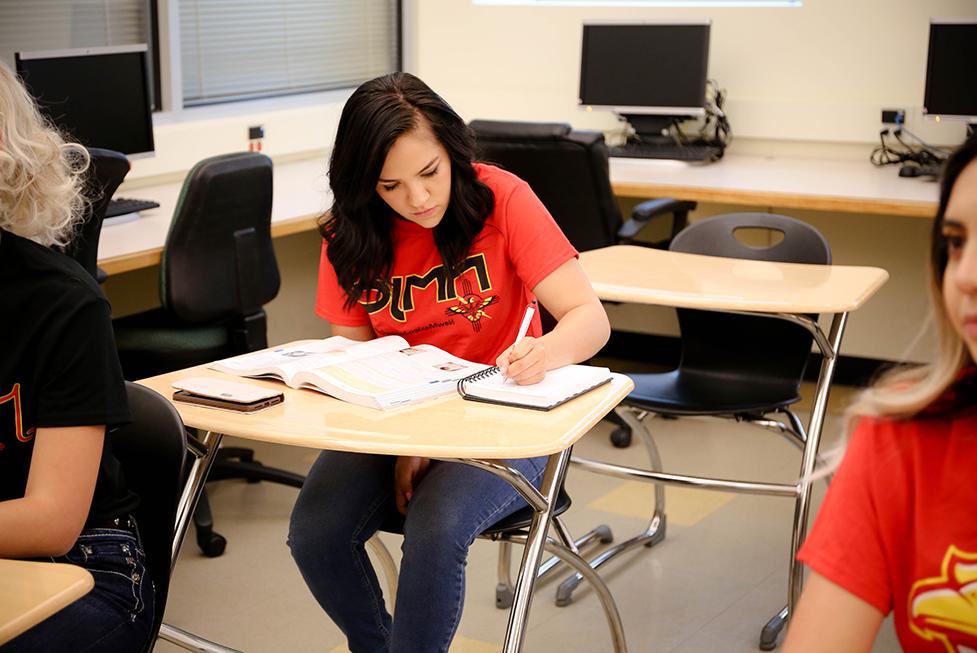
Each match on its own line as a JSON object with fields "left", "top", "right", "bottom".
{"left": 587, "top": 481, "right": 735, "bottom": 526}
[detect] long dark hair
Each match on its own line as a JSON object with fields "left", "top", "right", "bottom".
{"left": 932, "top": 135, "right": 977, "bottom": 288}
{"left": 319, "top": 72, "right": 494, "bottom": 308}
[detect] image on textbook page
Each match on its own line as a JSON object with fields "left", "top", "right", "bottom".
{"left": 210, "top": 335, "right": 490, "bottom": 410}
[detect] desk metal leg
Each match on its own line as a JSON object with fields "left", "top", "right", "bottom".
{"left": 503, "top": 450, "right": 569, "bottom": 653}
{"left": 161, "top": 429, "right": 245, "bottom": 653}
{"left": 760, "top": 311, "right": 848, "bottom": 651}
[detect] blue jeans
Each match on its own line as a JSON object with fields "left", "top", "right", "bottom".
{"left": 1, "top": 523, "right": 155, "bottom": 653}
{"left": 288, "top": 451, "right": 547, "bottom": 653}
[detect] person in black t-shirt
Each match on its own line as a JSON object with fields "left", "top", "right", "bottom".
{"left": 0, "top": 62, "right": 153, "bottom": 652}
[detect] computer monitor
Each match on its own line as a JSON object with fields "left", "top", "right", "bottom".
{"left": 579, "top": 21, "right": 710, "bottom": 138}
{"left": 15, "top": 45, "right": 155, "bottom": 157}
{"left": 923, "top": 19, "right": 977, "bottom": 125}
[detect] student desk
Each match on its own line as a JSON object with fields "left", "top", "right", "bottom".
{"left": 576, "top": 244, "right": 889, "bottom": 642}
{"left": 137, "top": 364, "right": 634, "bottom": 653}
{"left": 0, "top": 559, "right": 94, "bottom": 644}
{"left": 96, "top": 153, "right": 938, "bottom": 276}
{"left": 610, "top": 154, "right": 939, "bottom": 219}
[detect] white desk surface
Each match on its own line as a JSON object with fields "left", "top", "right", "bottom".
{"left": 610, "top": 154, "right": 939, "bottom": 219}
{"left": 138, "top": 366, "right": 633, "bottom": 460}
{"left": 579, "top": 245, "right": 889, "bottom": 314}
{"left": 98, "top": 157, "right": 331, "bottom": 275}
{"left": 0, "top": 559, "right": 94, "bottom": 645}
{"left": 98, "top": 153, "right": 936, "bottom": 276}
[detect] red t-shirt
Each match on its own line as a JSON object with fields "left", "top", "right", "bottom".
{"left": 798, "top": 397, "right": 977, "bottom": 652}
{"left": 315, "top": 163, "right": 577, "bottom": 365}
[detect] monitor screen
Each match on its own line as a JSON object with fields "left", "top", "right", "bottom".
{"left": 579, "top": 22, "right": 710, "bottom": 116}
{"left": 15, "top": 45, "right": 155, "bottom": 156}
{"left": 923, "top": 20, "right": 977, "bottom": 120}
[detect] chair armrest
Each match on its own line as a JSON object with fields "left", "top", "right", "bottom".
{"left": 617, "top": 198, "right": 697, "bottom": 245}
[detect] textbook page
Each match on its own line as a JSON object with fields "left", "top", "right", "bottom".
{"left": 210, "top": 336, "right": 409, "bottom": 383}
{"left": 294, "top": 344, "right": 489, "bottom": 409}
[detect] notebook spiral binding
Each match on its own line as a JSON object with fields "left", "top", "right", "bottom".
{"left": 456, "top": 365, "right": 501, "bottom": 397}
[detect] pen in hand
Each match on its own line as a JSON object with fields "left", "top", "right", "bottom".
{"left": 503, "top": 299, "right": 537, "bottom": 383}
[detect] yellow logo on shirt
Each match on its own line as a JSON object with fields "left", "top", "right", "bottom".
{"left": 909, "top": 545, "right": 977, "bottom": 652}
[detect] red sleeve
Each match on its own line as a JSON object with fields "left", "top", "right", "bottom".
{"left": 497, "top": 178, "right": 578, "bottom": 290}
{"left": 797, "top": 418, "right": 893, "bottom": 615}
{"left": 314, "top": 238, "right": 370, "bottom": 326}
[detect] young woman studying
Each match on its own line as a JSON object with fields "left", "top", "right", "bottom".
{"left": 287, "top": 72, "right": 610, "bottom": 652}
{"left": 782, "top": 137, "right": 977, "bottom": 652}
{"left": 0, "top": 63, "right": 153, "bottom": 652}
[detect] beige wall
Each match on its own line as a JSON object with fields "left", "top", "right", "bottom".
{"left": 410, "top": 0, "right": 976, "bottom": 146}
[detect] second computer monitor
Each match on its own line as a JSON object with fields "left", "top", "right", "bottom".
{"left": 923, "top": 19, "right": 977, "bottom": 123}
{"left": 579, "top": 21, "right": 710, "bottom": 135}
{"left": 15, "top": 44, "right": 155, "bottom": 157}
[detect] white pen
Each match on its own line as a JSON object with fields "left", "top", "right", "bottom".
{"left": 504, "top": 299, "right": 537, "bottom": 382}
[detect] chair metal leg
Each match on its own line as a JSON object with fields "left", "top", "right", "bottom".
{"left": 158, "top": 622, "right": 244, "bottom": 653}
{"left": 366, "top": 536, "right": 398, "bottom": 613}
{"left": 561, "top": 407, "right": 667, "bottom": 605}
{"left": 500, "top": 531, "right": 629, "bottom": 653}
{"left": 759, "top": 606, "right": 789, "bottom": 651}
{"left": 495, "top": 516, "right": 613, "bottom": 610}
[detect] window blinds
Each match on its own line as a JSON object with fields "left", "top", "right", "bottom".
{"left": 179, "top": 0, "right": 400, "bottom": 106}
{"left": 0, "top": 0, "right": 150, "bottom": 69}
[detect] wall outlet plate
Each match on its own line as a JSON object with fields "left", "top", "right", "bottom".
{"left": 881, "top": 109, "right": 906, "bottom": 125}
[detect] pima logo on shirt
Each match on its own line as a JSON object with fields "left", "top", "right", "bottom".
{"left": 0, "top": 383, "right": 33, "bottom": 443}
{"left": 361, "top": 253, "right": 494, "bottom": 323}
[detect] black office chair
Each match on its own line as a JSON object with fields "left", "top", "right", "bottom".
{"left": 469, "top": 119, "right": 697, "bottom": 444}
{"left": 569, "top": 213, "right": 833, "bottom": 650}
{"left": 113, "top": 151, "right": 302, "bottom": 557}
{"left": 110, "top": 382, "right": 187, "bottom": 653}
{"left": 469, "top": 119, "right": 696, "bottom": 253}
{"left": 66, "top": 148, "right": 130, "bottom": 283}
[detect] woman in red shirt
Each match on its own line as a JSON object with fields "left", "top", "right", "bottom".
{"left": 783, "top": 137, "right": 977, "bottom": 652}
{"left": 287, "top": 72, "right": 610, "bottom": 653}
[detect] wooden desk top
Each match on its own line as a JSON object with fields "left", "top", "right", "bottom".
{"left": 610, "top": 154, "right": 939, "bottom": 219}
{"left": 0, "top": 559, "right": 94, "bottom": 645}
{"left": 138, "top": 367, "right": 633, "bottom": 459}
{"left": 579, "top": 245, "right": 889, "bottom": 314}
{"left": 97, "top": 157, "right": 331, "bottom": 276}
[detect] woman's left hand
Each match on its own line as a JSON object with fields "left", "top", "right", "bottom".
{"left": 496, "top": 336, "right": 546, "bottom": 385}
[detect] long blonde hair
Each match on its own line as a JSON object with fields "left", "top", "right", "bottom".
{"left": 847, "top": 136, "right": 977, "bottom": 422}
{"left": 0, "top": 61, "right": 89, "bottom": 247}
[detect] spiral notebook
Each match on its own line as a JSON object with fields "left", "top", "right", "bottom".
{"left": 456, "top": 364, "right": 612, "bottom": 411}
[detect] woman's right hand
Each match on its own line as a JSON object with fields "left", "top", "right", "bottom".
{"left": 394, "top": 456, "right": 431, "bottom": 514}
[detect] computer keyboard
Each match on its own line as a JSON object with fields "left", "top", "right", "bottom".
{"left": 609, "top": 143, "right": 721, "bottom": 162}
{"left": 104, "top": 197, "right": 160, "bottom": 219}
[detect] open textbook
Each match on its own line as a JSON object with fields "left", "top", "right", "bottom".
{"left": 457, "top": 364, "right": 612, "bottom": 411}
{"left": 209, "top": 335, "right": 489, "bottom": 410}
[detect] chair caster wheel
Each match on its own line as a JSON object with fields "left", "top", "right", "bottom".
{"left": 610, "top": 426, "right": 632, "bottom": 448}
{"left": 495, "top": 584, "right": 514, "bottom": 609}
{"left": 197, "top": 531, "right": 227, "bottom": 558}
{"left": 595, "top": 525, "right": 614, "bottom": 544}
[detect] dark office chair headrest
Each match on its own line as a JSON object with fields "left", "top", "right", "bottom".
{"left": 162, "top": 151, "right": 280, "bottom": 323}
{"left": 66, "top": 148, "right": 130, "bottom": 280}
{"left": 469, "top": 120, "right": 572, "bottom": 141}
{"left": 671, "top": 212, "right": 832, "bottom": 266}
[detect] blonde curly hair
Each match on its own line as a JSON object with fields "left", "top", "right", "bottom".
{"left": 0, "top": 61, "right": 89, "bottom": 247}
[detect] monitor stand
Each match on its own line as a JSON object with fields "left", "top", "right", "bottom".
{"left": 619, "top": 113, "right": 683, "bottom": 144}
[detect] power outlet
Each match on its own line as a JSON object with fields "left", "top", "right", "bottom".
{"left": 248, "top": 125, "right": 265, "bottom": 152}
{"left": 881, "top": 109, "right": 906, "bottom": 125}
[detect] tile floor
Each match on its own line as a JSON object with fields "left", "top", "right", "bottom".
{"left": 153, "top": 382, "right": 900, "bottom": 653}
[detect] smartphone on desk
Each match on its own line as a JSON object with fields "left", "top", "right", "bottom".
{"left": 172, "top": 377, "right": 284, "bottom": 413}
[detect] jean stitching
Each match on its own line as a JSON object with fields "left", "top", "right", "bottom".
{"left": 350, "top": 489, "right": 394, "bottom": 642}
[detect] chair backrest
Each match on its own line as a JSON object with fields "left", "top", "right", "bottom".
{"left": 161, "top": 152, "right": 280, "bottom": 323}
{"left": 669, "top": 213, "right": 832, "bottom": 395}
{"left": 67, "top": 148, "right": 130, "bottom": 280}
{"left": 109, "top": 382, "right": 187, "bottom": 652}
{"left": 469, "top": 119, "right": 622, "bottom": 251}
